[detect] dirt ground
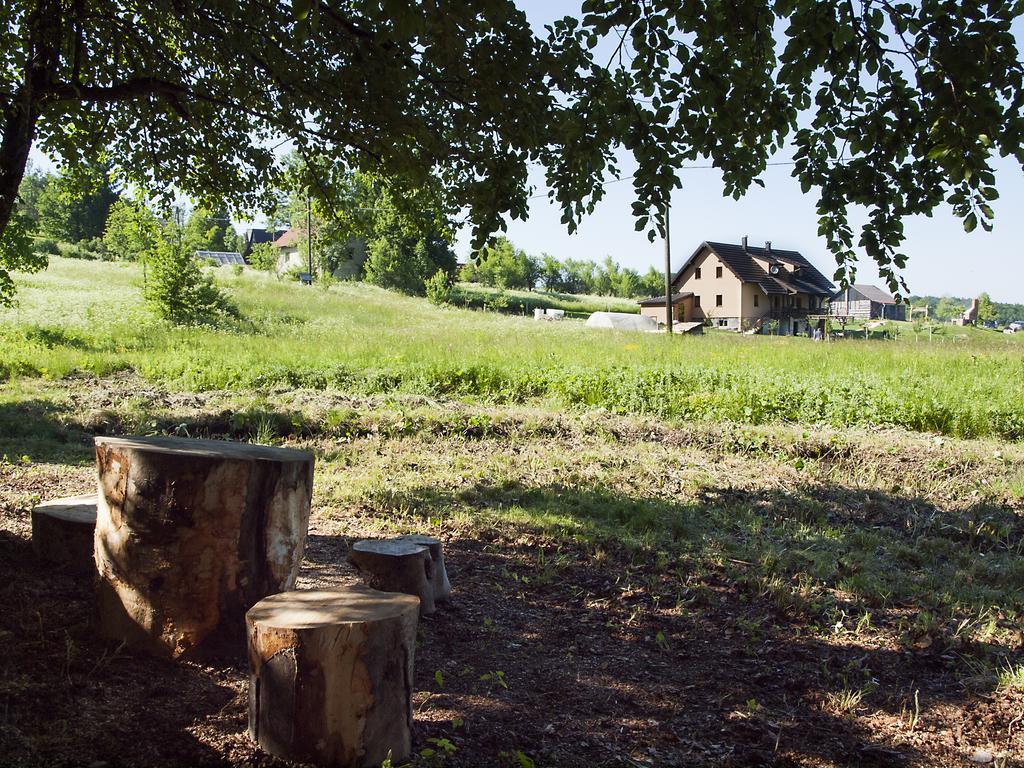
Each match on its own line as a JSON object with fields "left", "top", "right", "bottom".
{"left": 1, "top": 382, "right": 1022, "bottom": 767}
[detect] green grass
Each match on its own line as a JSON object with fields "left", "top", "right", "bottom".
{"left": 2, "top": 257, "right": 1023, "bottom": 440}
{"left": 452, "top": 282, "right": 641, "bottom": 317}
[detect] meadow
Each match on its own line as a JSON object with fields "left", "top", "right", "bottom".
{"left": 2, "top": 257, "right": 1023, "bottom": 766}
{"left": 1, "top": 257, "right": 1022, "bottom": 440}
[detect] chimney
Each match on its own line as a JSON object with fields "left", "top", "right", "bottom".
{"left": 742, "top": 235, "right": 748, "bottom": 252}
{"left": 765, "top": 240, "right": 772, "bottom": 255}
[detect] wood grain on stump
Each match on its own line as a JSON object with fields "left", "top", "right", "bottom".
{"left": 93, "top": 436, "right": 314, "bottom": 658}
{"left": 246, "top": 586, "right": 420, "bottom": 768}
{"left": 348, "top": 539, "right": 437, "bottom": 616}
{"left": 31, "top": 494, "right": 97, "bottom": 573}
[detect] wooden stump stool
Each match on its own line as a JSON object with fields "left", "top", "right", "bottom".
{"left": 246, "top": 586, "right": 420, "bottom": 768}
{"left": 397, "top": 534, "right": 451, "bottom": 603}
{"left": 349, "top": 538, "right": 444, "bottom": 616}
{"left": 93, "top": 436, "right": 314, "bottom": 658}
{"left": 31, "top": 494, "right": 97, "bottom": 573}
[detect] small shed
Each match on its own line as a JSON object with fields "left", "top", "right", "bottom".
{"left": 585, "top": 312, "right": 659, "bottom": 332}
{"left": 637, "top": 292, "right": 694, "bottom": 325}
{"left": 830, "top": 285, "right": 906, "bottom": 320}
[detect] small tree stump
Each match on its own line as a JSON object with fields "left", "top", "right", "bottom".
{"left": 397, "top": 534, "right": 451, "bottom": 603}
{"left": 31, "top": 494, "right": 97, "bottom": 573}
{"left": 348, "top": 539, "right": 437, "bottom": 616}
{"left": 94, "top": 436, "right": 314, "bottom": 658}
{"left": 247, "top": 586, "right": 420, "bottom": 768}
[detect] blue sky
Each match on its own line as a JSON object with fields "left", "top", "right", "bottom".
{"left": 451, "top": 0, "right": 1024, "bottom": 302}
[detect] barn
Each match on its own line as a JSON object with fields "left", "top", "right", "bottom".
{"left": 829, "top": 285, "right": 906, "bottom": 321}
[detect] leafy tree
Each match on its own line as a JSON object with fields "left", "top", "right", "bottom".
{"left": 2, "top": 1, "right": 1023, "bottom": 306}
{"left": 639, "top": 267, "right": 664, "bottom": 298}
{"left": 17, "top": 167, "right": 48, "bottom": 230}
{"left": 248, "top": 242, "right": 278, "bottom": 272}
{"left": 976, "top": 293, "right": 996, "bottom": 324}
{"left": 103, "top": 200, "right": 160, "bottom": 261}
{"left": 363, "top": 237, "right": 437, "bottom": 295}
{"left": 470, "top": 238, "right": 534, "bottom": 290}
{"left": 934, "top": 296, "right": 964, "bottom": 322}
{"left": 36, "top": 169, "right": 118, "bottom": 242}
{"left": 182, "top": 207, "right": 234, "bottom": 254}
{"left": 538, "top": 254, "right": 564, "bottom": 292}
{"left": 143, "top": 236, "right": 237, "bottom": 325}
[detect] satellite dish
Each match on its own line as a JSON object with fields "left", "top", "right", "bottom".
{"left": 769, "top": 264, "right": 781, "bottom": 275}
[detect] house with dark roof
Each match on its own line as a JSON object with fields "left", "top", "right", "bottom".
{"left": 241, "top": 227, "right": 287, "bottom": 259}
{"left": 638, "top": 238, "right": 835, "bottom": 335}
{"left": 829, "top": 285, "right": 906, "bottom": 321}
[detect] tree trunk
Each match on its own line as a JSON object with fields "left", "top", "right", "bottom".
{"left": 348, "top": 539, "right": 437, "bottom": 616}
{"left": 93, "top": 436, "right": 314, "bottom": 658}
{"left": 397, "top": 534, "right": 451, "bottom": 603}
{"left": 31, "top": 493, "right": 96, "bottom": 573}
{"left": 0, "top": 0, "right": 63, "bottom": 241}
{"left": 247, "top": 586, "right": 420, "bottom": 768}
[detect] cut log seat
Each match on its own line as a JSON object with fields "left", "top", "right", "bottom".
{"left": 93, "top": 435, "right": 314, "bottom": 658}
{"left": 246, "top": 586, "right": 420, "bottom": 768}
{"left": 31, "top": 494, "right": 97, "bottom": 573}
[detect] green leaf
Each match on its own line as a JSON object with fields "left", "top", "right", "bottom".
{"left": 964, "top": 212, "right": 978, "bottom": 233}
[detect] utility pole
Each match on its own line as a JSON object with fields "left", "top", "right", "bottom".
{"left": 306, "top": 195, "right": 313, "bottom": 280}
{"left": 663, "top": 201, "right": 673, "bottom": 336}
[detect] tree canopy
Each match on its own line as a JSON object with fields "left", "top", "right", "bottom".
{"left": 1, "top": 0, "right": 1023, "bottom": 303}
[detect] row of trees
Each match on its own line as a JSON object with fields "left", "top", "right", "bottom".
{"left": 909, "top": 293, "right": 1022, "bottom": 325}
{"left": 459, "top": 238, "right": 663, "bottom": 299}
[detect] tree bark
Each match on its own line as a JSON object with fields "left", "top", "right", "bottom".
{"left": 247, "top": 586, "right": 420, "bottom": 768}
{"left": 31, "top": 493, "right": 97, "bottom": 573}
{"left": 93, "top": 436, "right": 314, "bottom": 658}
{"left": 0, "top": 0, "right": 63, "bottom": 240}
{"left": 348, "top": 539, "right": 438, "bottom": 616}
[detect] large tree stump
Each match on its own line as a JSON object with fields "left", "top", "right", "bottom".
{"left": 246, "top": 586, "right": 420, "bottom": 768}
{"left": 348, "top": 539, "right": 438, "bottom": 616}
{"left": 397, "top": 534, "right": 451, "bottom": 603}
{"left": 93, "top": 436, "right": 314, "bottom": 658}
{"left": 31, "top": 494, "right": 97, "bottom": 573}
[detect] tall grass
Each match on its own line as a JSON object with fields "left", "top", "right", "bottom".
{"left": 2, "top": 257, "right": 1023, "bottom": 439}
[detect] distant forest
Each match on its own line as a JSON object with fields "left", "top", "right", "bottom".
{"left": 908, "top": 295, "right": 1024, "bottom": 325}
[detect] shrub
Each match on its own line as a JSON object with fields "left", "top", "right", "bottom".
{"left": 425, "top": 269, "right": 453, "bottom": 306}
{"left": 33, "top": 238, "right": 60, "bottom": 256}
{"left": 143, "top": 237, "right": 238, "bottom": 325}
{"left": 248, "top": 242, "right": 277, "bottom": 271}
{"left": 232, "top": 264, "right": 244, "bottom": 276}
{"left": 363, "top": 237, "right": 434, "bottom": 295}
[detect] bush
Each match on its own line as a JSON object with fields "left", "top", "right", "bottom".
{"left": 232, "top": 264, "right": 244, "bottom": 276}
{"left": 57, "top": 242, "right": 96, "bottom": 260}
{"left": 143, "top": 237, "right": 238, "bottom": 325}
{"left": 248, "top": 242, "right": 277, "bottom": 271}
{"left": 363, "top": 237, "right": 434, "bottom": 295}
{"left": 33, "top": 238, "right": 60, "bottom": 255}
{"left": 425, "top": 269, "right": 453, "bottom": 305}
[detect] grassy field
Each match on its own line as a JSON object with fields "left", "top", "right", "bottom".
{"left": 1, "top": 257, "right": 1022, "bottom": 440}
{"left": 1, "top": 257, "right": 1023, "bottom": 766}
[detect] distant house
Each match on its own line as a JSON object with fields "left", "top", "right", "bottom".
{"left": 638, "top": 239, "right": 835, "bottom": 336}
{"left": 196, "top": 250, "right": 245, "bottom": 267}
{"left": 829, "top": 285, "right": 907, "bottom": 321}
{"left": 241, "top": 227, "right": 286, "bottom": 259}
{"left": 271, "top": 227, "right": 368, "bottom": 277}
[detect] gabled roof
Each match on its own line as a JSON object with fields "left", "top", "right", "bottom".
{"left": 673, "top": 241, "right": 835, "bottom": 296}
{"left": 245, "top": 227, "right": 286, "bottom": 246}
{"left": 273, "top": 228, "right": 300, "bottom": 248}
{"left": 636, "top": 292, "right": 693, "bottom": 307}
{"left": 832, "top": 284, "right": 898, "bottom": 304}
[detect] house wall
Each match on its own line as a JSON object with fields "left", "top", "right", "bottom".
{"left": 673, "top": 248, "right": 744, "bottom": 327}
{"left": 640, "top": 296, "right": 692, "bottom": 325}
{"left": 276, "top": 246, "right": 303, "bottom": 274}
